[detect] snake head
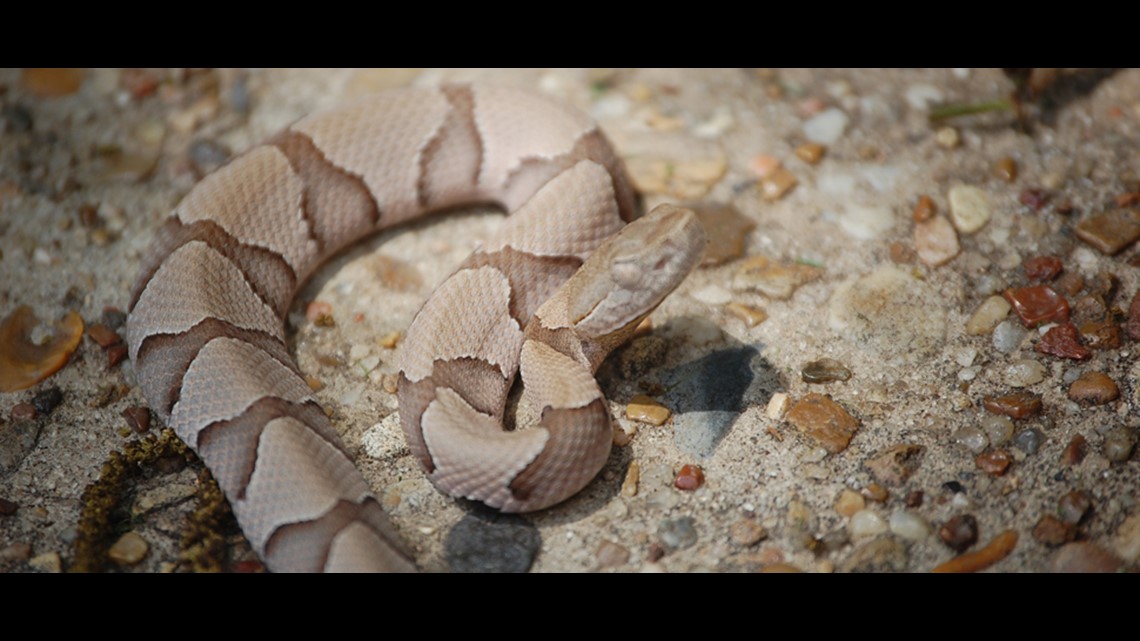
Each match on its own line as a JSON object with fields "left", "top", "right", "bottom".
{"left": 566, "top": 204, "right": 706, "bottom": 338}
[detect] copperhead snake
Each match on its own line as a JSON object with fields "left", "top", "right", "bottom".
{"left": 125, "top": 83, "right": 707, "bottom": 572}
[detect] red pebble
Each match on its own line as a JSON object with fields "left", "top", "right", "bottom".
{"left": 1036, "top": 322, "right": 1091, "bottom": 360}
{"left": 1004, "top": 286, "right": 1069, "bottom": 327}
{"left": 674, "top": 464, "right": 705, "bottom": 490}
{"left": 1023, "top": 256, "right": 1062, "bottom": 282}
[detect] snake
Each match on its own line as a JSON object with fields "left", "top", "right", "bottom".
{"left": 125, "top": 83, "right": 707, "bottom": 572}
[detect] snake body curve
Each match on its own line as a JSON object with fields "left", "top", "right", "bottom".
{"left": 126, "top": 83, "right": 705, "bottom": 572}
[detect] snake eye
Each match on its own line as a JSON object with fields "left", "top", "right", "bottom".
{"left": 611, "top": 260, "right": 641, "bottom": 287}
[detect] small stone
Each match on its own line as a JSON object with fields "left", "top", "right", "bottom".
{"left": 86, "top": 323, "right": 122, "bottom": 348}
{"left": 912, "top": 195, "right": 936, "bottom": 222}
{"left": 1023, "top": 256, "right": 1062, "bottom": 282}
{"left": 621, "top": 461, "right": 639, "bottom": 497}
{"left": 750, "top": 154, "right": 781, "bottom": 179}
{"left": 691, "top": 284, "right": 733, "bottom": 305}
{"left": 801, "top": 357, "right": 852, "bottom": 384}
{"left": 889, "top": 510, "right": 932, "bottom": 541}
{"left": 994, "top": 157, "right": 1018, "bottom": 182}
{"left": 935, "top": 126, "right": 960, "bottom": 148}
{"left": 0, "top": 497, "right": 16, "bottom": 515}
{"left": 626, "top": 395, "right": 671, "bottom": 426}
{"left": 1102, "top": 427, "right": 1136, "bottom": 463}
{"left": 864, "top": 444, "right": 925, "bottom": 486}
{"left": 966, "top": 296, "right": 1011, "bottom": 335}
{"left": 10, "top": 402, "right": 36, "bottom": 421}
{"left": 305, "top": 300, "right": 334, "bottom": 325}
{"left": 107, "top": 344, "right": 128, "bottom": 368}
{"left": 595, "top": 540, "right": 630, "bottom": 569}
{"left": 980, "top": 415, "right": 1015, "bottom": 446}
{"left": 1074, "top": 209, "right": 1140, "bottom": 255}
{"left": 1004, "top": 285, "right": 1069, "bottom": 327}
{"left": 839, "top": 204, "right": 895, "bottom": 240}
{"left": 21, "top": 68, "right": 84, "bottom": 97}
{"left": 1019, "top": 188, "right": 1052, "bottom": 211}
{"left": 674, "top": 464, "right": 704, "bottom": 491}
{"left": 952, "top": 426, "right": 989, "bottom": 455}
{"left": 975, "top": 449, "right": 1012, "bottom": 476}
{"left": 906, "top": 84, "right": 944, "bottom": 109}
{"left": 991, "top": 320, "right": 1027, "bottom": 353}
{"left": 658, "top": 516, "right": 698, "bottom": 551}
{"left": 730, "top": 519, "right": 768, "bottom": 546}
{"left": 120, "top": 406, "right": 151, "bottom": 433}
{"left": 1033, "top": 515, "right": 1077, "bottom": 547}
{"left": 939, "top": 515, "right": 978, "bottom": 552}
{"left": 1078, "top": 319, "right": 1122, "bottom": 350}
{"left": 803, "top": 107, "right": 849, "bottom": 145}
{"left": 689, "top": 202, "right": 755, "bottom": 266}
{"left": 1003, "top": 358, "right": 1046, "bottom": 387}
{"left": 32, "top": 387, "right": 63, "bottom": 416}
{"left": 914, "top": 215, "right": 960, "bottom": 267}
{"left": 724, "top": 302, "right": 767, "bottom": 328}
{"left": 785, "top": 393, "right": 860, "bottom": 454}
{"left": 849, "top": 510, "right": 888, "bottom": 538}
{"left": 983, "top": 392, "right": 1041, "bottom": 420}
{"left": 889, "top": 242, "right": 916, "bottom": 264}
{"left": 861, "top": 483, "right": 889, "bottom": 503}
{"left": 932, "top": 529, "right": 1019, "bottom": 573}
{"left": 906, "top": 491, "right": 924, "bottom": 508}
{"left": 28, "top": 552, "right": 62, "bottom": 573}
{"left": 1058, "top": 490, "right": 1092, "bottom": 525}
{"left": 1067, "top": 371, "right": 1118, "bottom": 404}
{"left": 1012, "top": 428, "right": 1044, "bottom": 455}
{"left": 732, "top": 255, "right": 822, "bottom": 299}
{"left": 1048, "top": 542, "right": 1123, "bottom": 573}
{"left": 760, "top": 167, "right": 798, "bottom": 201}
{"left": 794, "top": 142, "right": 826, "bottom": 164}
{"left": 1061, "top": 434, "right": 1088, "bottom": 466}
{"left": 1036, "top": 323, "right": 1091, "bottom": 361}
{"left": 0, "top": 542, "right": 32, "bottom": 562}
{"left": 948, "top": 185, "right": 992, "bottom": 234}
{"left": 835, "top": 489, "right": 865, "bottom": 517}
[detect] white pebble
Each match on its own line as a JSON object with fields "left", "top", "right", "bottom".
{"left": 889, "top": 510, "right": 932, "bottom": 541}
{"left": 955, "top": 347, "right": 978, "bottom": 367}
{"left": 958, "top": 366, "right": 979, "bottom": 381}
{"left": 590, "top": 93, "right": 632, "bottom": 119}
{"left": 803, "top": 107, "right": 849, "bottom": 145}
{"left": 849, "top": 510, "right": 888, "bottom": 538}
{"left": 905, "top": 84, "right": 944, "bottom": 110}
{"left": 952, "top": 426, "right": 989, "bottom": 454}
{"left": 349, "top": 344, "right": 372, "bottom": 361}
{"left": 693, "top": 106, "right": 735, "bottom": 138}
{"left": 33, "top": 247, "right": 52, "bottom": 264}
{"left": 966, "top": 295, "right": 1011, "bottom": 335}
{"left": 948, "top": 185, "right": 992, "bottom": 234}
{"left": 766, "top": 392, "right": 789, "bottom": 419}
{"left": 982, "top": 415, "right": 1015, "bottom": 446}
{"left": 992, "top": 320, "right": 1027, "bottom": 353}
{"left": 839, "top": 204, "right": 895, "bottom": 240}
{"left": 691, "top": 284, "right": 733, "bottom": 305}
{"left": 1004, "top": 358, "right": 1046, "bottom": 387}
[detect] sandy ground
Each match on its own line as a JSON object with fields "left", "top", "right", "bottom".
{"left": 1, "top": 68, "right": 1138, "bottom": 573}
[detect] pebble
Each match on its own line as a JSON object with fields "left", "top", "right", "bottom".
{"left": 905, "top": 84, "right": 944, "bottom": 110}
{"left": 1003, "top": 358, "right": 1046, "bottom": 387}
{"left": 948, "top": 185, "right": 992, "bottom": 234}
{"left": 991, "top": 320, "right": 1027, "bottom": 353}
{"left": 444, "top": 513, "right": 541, "bottom": 573}
{"left": 1012, "top": 428, "right": 1044, "bottom": 455}
{"left": 864, "top": 444, "right": 925, "bottom": 485}
{"left": 984, "top": 392, "right": 1041, "bottom": 420}
{"left": 839, "top": 536, "right": 908, "bottom": 573}
{"left": 1061, "top": 434, "right": 1088, "bottom": 466}
{"left": 785, "top": 393, "right": 860, "bottom": 453}
{"left": 932, "top": 530, "right": 1018, "bottom": 573}
{"left": 658, "top": 516, "right": 698, "bottom": 551}
{"left": 795, "top": 142, "right": 827, "bottom": 164}
{"left": 750, "top": 154, "right": 781, "bottom": 179}
{"left": 801, "top": 357, "right": 852, "bottom": 383}
{"left": 1102, "top": 427, "right": 1136, "bottom": 462}
{"left": 939, "top": 514, "right": 978, "bottom": 552}
{"left": 803, "top": 107, "right": 849, "bottom": 145}
{"left": 839, "top": 204, "right": 895, "bottom": 240}
{"left": 725, "top": 302, "right": 768, "bottom": 328}
{"left": 1024, "top": 255, "right": 1063, "bottom": 282}
{"left": 10, "top": 403, "right": 36, "bottom": 421}
{"left": 691, "top": 284, "right": 733, "bottom": 305}
{"left": 914, "top": 215, "right": 961, "bottom": 267}
{"left": 975, "top": 449, "right": 1012, "bottom": 476}
{"left": 21, "top": 68, "right": 84, "bottom": 97}
{"left": 766, "top": 392, "right": 789, "bottom": 420}
{"left": 689, "top": 202, "right": 755, "bottom": 266}
{"left": 1058, "top": 490, "right": 1092, "bottom": 525}
{"left": 730, "top": 519, "right": 768, "bottom": 546}
{"left": 935, "top": 126, "right": 960, "bottom": 148}
{"left": 693, "top": 106, "right": 735, "bottom": 138}
{"left": 32, "top": 387, "right": 63, "bottom": 416}
{"left": 1033, "top": 515, "right": 1076, "bottom": 547}
{"left": 889, "top": 510, "right": 932, "bottom": 541}
{"left": 121, "top": 406, "right": 151, "bottom": 433}
{"left": 1067, "top": 371, "right": 1118, "bottom": 404}
{"left": 1078, "top": 319, "right": 1122, "bottom": 350}
{"left": 1074, "top": 209, "right": 1140, "bottom": 255}
{"left": 0, "top": 497, "right": 16, "bottom": 516}
{"left": 1036, "top": 323, "right": 1091, "bottom": 361}
{"left": 0, "top": 306, "right": 84, "bottom": 393}
{"left": 1048, "top": 542, "right": 1123, "bottom": 573}
{"left": 835, "top": 489, "right": 865, "bottom": 517}
{"left": 732, "top": 255, "right": 823, "bottom": 299}
{"left": 966, "top": 296, "right": 1011, "bottom": 335}
{"left": 626, "top": 395, "right": 671, "bottom": 426}
{"left": 912, "top": 195, "right": 937, "bottom": 222}
{"left": 952, "top": 426, "right": 989, "bottom": 454}
{"left": 906, "top": 490, "right": 924, "bottom": 508}
{"left": 849, "top": 510, "right": 888, "bottom": 538}
{"left": 108, "top": 531, "right": 149, "bottom": 566}
{"left": 595, "top": 540, "right": 630, "bottom": 569}
{"left": 0, "top": 542, "right": 32, "bottom": 562}
{"left": 673, "top": 464, "right": 704, "bottom": 490}
{"left": 621, "top": 461, "right": 639, "bottom": 497}
{"left": 760, "top": 167, "right": 798, "bottom": 201}
{"left": 861, "top": 483, "right": 889, "bottom": 503}
{"left": 28, "top": 552, "right": 62, "bottom": 573}
{"left": 980, "top": 415, "right": 1015, "bottom": 446}
{"left": 86, "top": 323, "right": 122, "bottom": 348}
{"left": 993, "top": 157, "right": 1018, "bottom": 182}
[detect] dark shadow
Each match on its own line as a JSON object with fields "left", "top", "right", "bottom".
{"left": 1034, "top": 68, "right": 1123, "bottom": 129}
